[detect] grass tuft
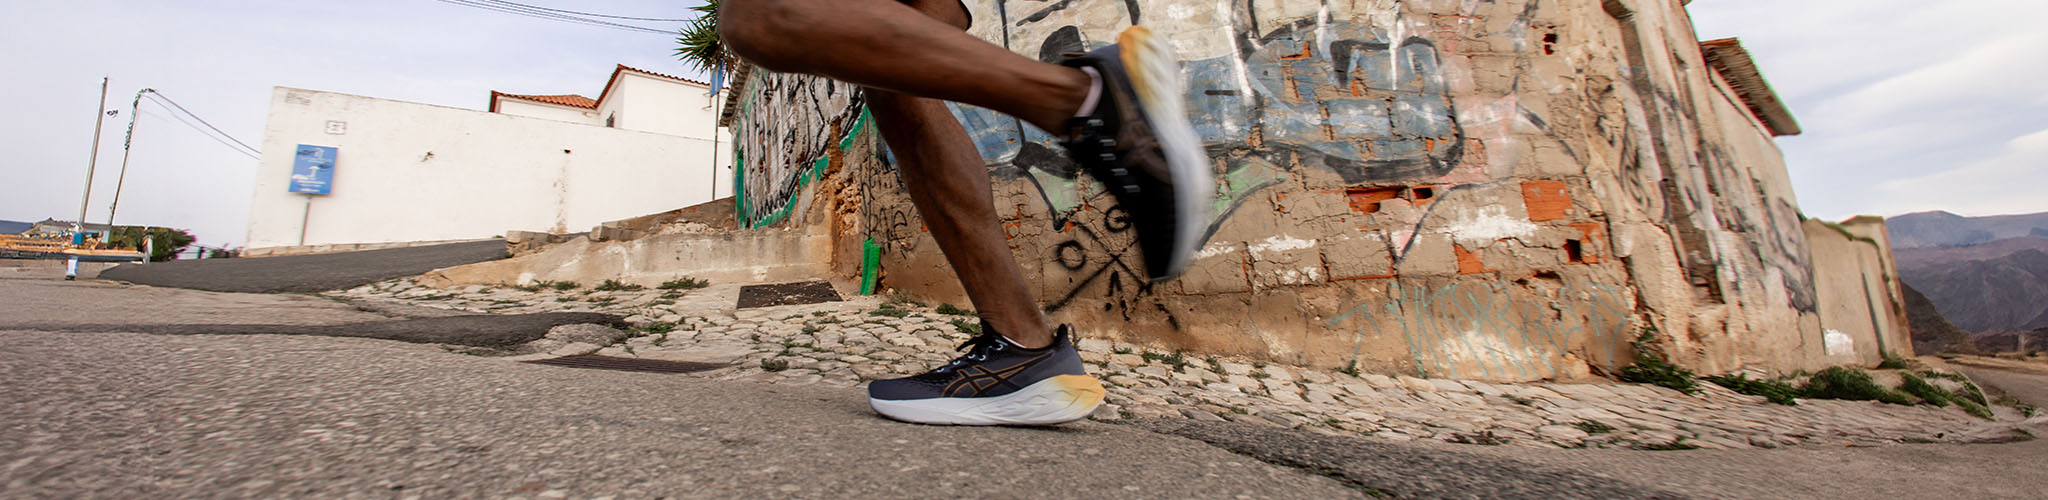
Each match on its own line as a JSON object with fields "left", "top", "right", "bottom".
{"left": 1800, "top": 366, "right": 1913, "bottom": 405}
{"left": 1896, "top": 372, "right": 1954, "bottom": 407}
{"left": 934, "top": 303, "right": 972, "bottom": 316}
{"left": 1703, "top": 373, "right": 1801, "bottom": 405}
{"left": 1617, "top": 328, "right": 1701, "bottom": 395}
{"left": 550, "top": 281, "right": 580, "bottom": 291}
{"left": 659, "top": 277, "right": 710, "bottom": 290}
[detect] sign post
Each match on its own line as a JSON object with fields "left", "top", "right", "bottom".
{"left": 288, "top": 145, "right": 337, "bottom": 246}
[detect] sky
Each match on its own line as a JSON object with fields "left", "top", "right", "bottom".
{"left": 2, "top": 0, "right": 2042, "bottom": 249}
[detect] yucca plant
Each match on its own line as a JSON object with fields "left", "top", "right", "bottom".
{"left": 673, "top": 0, "right": 729, "bottom": 74}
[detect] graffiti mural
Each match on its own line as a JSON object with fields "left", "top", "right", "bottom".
{"left": 731, "top": 72, "right": 865, "bottom": 228}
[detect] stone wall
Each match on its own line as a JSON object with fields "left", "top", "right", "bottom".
{"left": 1804, "top": 217, "right": 1913, "bottom": 365}
{"left": 723, "top": 0, "right": 1900, "bottom": 380}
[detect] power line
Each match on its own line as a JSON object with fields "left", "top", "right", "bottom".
{"left": 431, "top": 0, "right": 677, "bottom": 34}
{"left": 136, "top": 108, "right": 261, "bottom": 160}
{"left": 142, "top": 92, "right": 261, "bottom": 156}
{"left": 476, "top": 0, "right": 697, "bottom": 22}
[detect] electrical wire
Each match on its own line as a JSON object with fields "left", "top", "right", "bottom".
{"left": 136, "top": 108, "right": 261, "bottom": 160}
{"left": 142, "top": 92, "right": 261, "bottom": 156}
{"left": 475, "top": 0, "right": 697, "bottom": 22}
{"left": 431, "top": 0, "right": 677, "bottom": 34}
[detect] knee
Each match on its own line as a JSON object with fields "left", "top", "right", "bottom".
{"left": 718, "top": 0, "right": 817, "bottom": 70}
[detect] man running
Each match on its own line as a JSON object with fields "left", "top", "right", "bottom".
{"left": 720, "top": 0, "right": 1211, "bottom": 425}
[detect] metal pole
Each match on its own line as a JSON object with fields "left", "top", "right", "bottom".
{"left": 298, "top": 194, "right": 313, "bottom": 246}
{"left": 708, "top": 89, "right": 720, "bottom": 200}
{"left": 104, "top": 89, "right": 151, "bottom": 232}
{"left": 74, "top": 77, "right": 110, "bottom": 241}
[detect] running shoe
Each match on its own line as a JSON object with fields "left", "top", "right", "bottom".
{"left": 1059, "top": 26, "right": 1214, "bottom": 282}
{"left": 867, "top": 323, "right": 1106, "bottom": 426}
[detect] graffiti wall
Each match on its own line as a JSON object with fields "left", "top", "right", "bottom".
{"left": 727, "top": 0, "right": 1884, "bottom": 381}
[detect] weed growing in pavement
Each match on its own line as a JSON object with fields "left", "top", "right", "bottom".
{"left": 510, "top": 282, "right": 547, "bottom": 292}
{"left": 1800, "top": 366, "right": 1913, "bottom": 405}
{"left": 948, "top": 318, "right": 981, "bottom": 335}
{"left": 629, "top": 323, "right": 675, "bottom": 335}
{"left": 1142, "top": 351, "right": 1191, "bottom": 370}
{"left": 1337, "top": 362, "right": 1361, "bottom": 377}
{"left": 1703, "top": 373, "right": 1801, "bottom": 405}
{"left": 659, "top": 277, "right": 710, "bottom": 290}
{"left": 593, "top": 279, "right": 643, "bottom": 292}
{"left": 1896, "top": 372, "right": 1955, "bottom": 407}
{"left": 801, "top": 324, "right": 820, "bottom": 334}
{"left": 1574, "top": 420, "right": 1616, "bottom": 434}
{"left": 1618, "top": 328, "right": 1702, "bottom": 395}
{"left": 934, "top": 303, "right": 973, "bottom": 316}
{"left": 816, "top": 317, "right": 842, "bottom": 324}
{"left": 760, "top": 358, "right": 789, "bottom": 372}
{"left": 1446, "top": 430, "right": 1509, "bottom": 446}
{"left": 550, "top": 281, "right": 580, "bottom": 291}
{"left": 869, "top": 303, "right": 911, "bottom": 318}
{"left": 1249, "top": 370, "right": 1272, "bottom": 380}
{"left": 1633, "top": 438, "right": 1700, "bottom": 451}
{"left": 555, "top": 297, "right": 575, "bottom": 302}
{"left": 1877, "top": 352, "right": 1917, "bottom": 370}
{"left": 811, "top": 311, "right": 829, "bottom": 317}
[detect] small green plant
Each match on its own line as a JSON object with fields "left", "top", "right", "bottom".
{"left": 1633, "top": 438, "right": 1700, "bottom": 451}
{"left": 949, "top": 318, "right": 981, "bottom": 335}
{"left": 659, "top": 277, "right": 710, "bottom": 290}
{"left": 555, "top": 297, "right": 575, "bottom": 302}
{"left": 593, "top": 279, "right": 643, "bottom": 292}
{"left": 1574, "top": 420, "right": 1615, "bottom": 434}
{"left": 1447, "top": 430, "right": 1509, "bottom": 446}
{"left": 760, "top": 358, "right": 789, "bottom": 372}
{"left": 1617, "top": 329, "right": 1701, "bottom": 395}
{"left": 1703, "top": 373, "right": 1801, "bottom": 405}
{"left": 550, "top": 281, "right": 580, "bottom": 291}
{"left": 1337, "top": 361, "right": 1361, "bottom": 377}
{"left": 511, "top": 282, "right": 546, "bottom": 292}
{"left": 870, "top": 303, "right": 911, "bottom": 318}
{"left": 649, "top": 299, "right": 675, "bottom": 307}
{"left": 1955, "top": 398, "right": 1994, "bottom": 419}
{"left": 817, "top": 317, "right": 842, "bottom": 325}
{"left": 934, "top": 303, "right": 972, "bottom": 316}
{"left": 1876, "top": 352, "right": 1916, "bottom": 370}
{"left": 801, "top": 324, "right": 821, "bottom": 334}
{"left": 629, "top": 323, "right": 676, "bottom": 335}
{"left": 1896, "top": 372, "right": 1954, "bottom": 407}
{"left": 1249, "top": 370, "right": 1272, "bottom": 380}
{"left": 811, "top": 311, "right": 829, "bottom": 317}
{"left": 1800, "top": 366, "right": 1913, "bottom": 405}
{"left": 1141, "top": 350, "right": 1191, "bottom": 370}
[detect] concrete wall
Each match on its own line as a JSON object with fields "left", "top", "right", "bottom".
{"left": 724, "top": 0, "right": 1901, "bottom": 380}
{"left": 246, "top": 87, "right": 726, "bottom": 250}
{"left": 495, "top": 99, "right": 599, "bottom": 125}
{"left": 419, "top": 227, "right": 830, "bottom": 289}
{"left": 1805, "top": 217, "right": 1914, "bottom": 364}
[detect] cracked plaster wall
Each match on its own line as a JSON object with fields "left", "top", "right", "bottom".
{"left": 725, "top": 0, "right": 1890, "bottom": 381}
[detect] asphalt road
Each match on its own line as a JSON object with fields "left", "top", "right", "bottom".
{"left": 95, "top": 240, "right": 507, "bottom": 293}
{"left": 5, "top": 271, "right": 2047, "bottom": 498}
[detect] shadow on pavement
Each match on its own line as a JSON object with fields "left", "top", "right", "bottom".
{"left": 97, "top": 240, "right": 509, "bottom": 293}
{"left": 8, "top": 312, "right": 621, "bottom": 348}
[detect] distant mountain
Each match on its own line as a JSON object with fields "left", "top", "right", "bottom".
{"left": 1898, "top": 248, "right": 2048, "bottom": 332}
{"left": 1894, "top": 236, "right": 2048, "bottom": 272}
{"left": 1887, "top": 210, "right": 2048, "bottom": 249}
{"left": 0, "top": 219, "right": 31, "bottom": 235}
{"left": 1902, "top": 282, "right": 1975, "bottom": 354}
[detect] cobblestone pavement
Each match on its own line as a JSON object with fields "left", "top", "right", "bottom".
{"left": 328, "top": 279, "right": 2019, "bottom": 451}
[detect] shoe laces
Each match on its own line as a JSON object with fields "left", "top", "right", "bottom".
{"left": 935, "top": 332, "right": 1008, "bottom": 373}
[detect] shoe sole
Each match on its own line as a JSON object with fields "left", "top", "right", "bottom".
{"left": 1118, "top": 26, "right": 1213, "bottom": 282}
{"left": 869, "top": 374, "right": 1107, "bottom": 426}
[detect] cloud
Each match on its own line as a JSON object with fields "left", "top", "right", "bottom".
{"left": 1875, "top": 127, "right": 2048, "bottom": 216}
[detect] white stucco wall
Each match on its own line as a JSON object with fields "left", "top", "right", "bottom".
{"left": 246, "top": 87, "right": 732, "bottom": 250}
{"left": 495, "top": 99, "right": 599, "bottom": 125}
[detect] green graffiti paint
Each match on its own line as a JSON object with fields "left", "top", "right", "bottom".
{"left": 860, "top": 237, "right": 881, "bottom": 295}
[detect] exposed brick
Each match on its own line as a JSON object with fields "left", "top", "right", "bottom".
{"left": 1568, "top": 222, "right": 1606, "bottom": 264}
{"left": 1345, "top": 187, "right": 1404, "bottom": 215}
{"left": 1522, "top": 180, "right": 1572, "bottom": 221}
{"left": 1454, "top": 243, "right": 1496, "bottom": 274}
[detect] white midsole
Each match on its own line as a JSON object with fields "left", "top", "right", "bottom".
{"left": 869, "top": 375, "right": 1106, "bottom": 426}
{"left": 1121, "top": 26, "right": 1215, "bottom": 282}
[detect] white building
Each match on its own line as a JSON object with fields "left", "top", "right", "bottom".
{"left": 245, "top": 65, "right": 733, "bottom": 252}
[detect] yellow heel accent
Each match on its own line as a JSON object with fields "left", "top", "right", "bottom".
{"left": 1051, "top": 374, "right": 1108, "bottom": 408}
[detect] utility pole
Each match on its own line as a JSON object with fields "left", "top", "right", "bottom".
{"left": 73, "top": 78, "right": 110, "bottom": 241}
{"left": 67, "top": 77, "right": 111, "bottom": 281}
{"left": 104, "top": 88, "right": 152, "bottom": 233}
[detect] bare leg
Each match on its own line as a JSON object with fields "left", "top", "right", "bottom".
{"left": 824, "top": 0, "right": 1052, "bottom": 348}
{"left": 720, "top": 0, "right": 1090, "bottom": 132}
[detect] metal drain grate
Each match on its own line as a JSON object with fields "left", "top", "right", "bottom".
{"left": 524, "top": 355, "right": 726, "bottom": 373}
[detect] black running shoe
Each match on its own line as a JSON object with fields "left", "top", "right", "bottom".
{"left": 867, "top": 323, "right": 1106, "bottom": 426}
{"left": 1059, "top": 26, "right": 1214, "bottom": 282}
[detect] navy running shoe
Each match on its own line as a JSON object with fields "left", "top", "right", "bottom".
{"left": 1059, "top": 26, "right": 1214, "bottom": 282}
{"left": 867, "top": 323, "right": 1106, "bottom": 426}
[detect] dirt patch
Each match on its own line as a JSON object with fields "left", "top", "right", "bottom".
{"left": 737, "top": 280, "right": 843, "bottom": 309}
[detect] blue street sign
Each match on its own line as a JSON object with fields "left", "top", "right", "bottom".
{"left": 289, "top": 144, "right": 337, "bottom": 194}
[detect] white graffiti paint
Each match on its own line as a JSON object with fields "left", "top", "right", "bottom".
{"left": 1440, "top": 206, "right": 1538, "bottom": 244}
{"left": 1824, "top": 329, "right": 1856, "bottom": 357}
{"left": 1197, "top": 241, "right": 1242, "bottom": 259}
{"left": 1248, "top": 234, "right": 1317, "bottom": 258}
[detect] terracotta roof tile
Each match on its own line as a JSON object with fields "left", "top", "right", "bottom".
{"left": 490, "top": 91, "right": 597, "bottom": 110}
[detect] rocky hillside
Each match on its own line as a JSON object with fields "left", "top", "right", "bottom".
{"left": 1887, "top": 210, "right": 2048, "bottom": 249}
{"left": 1902, "top": 282, "right": 1974, "bottom": 354}
{"left": 1899, "top": 248, "right": 2048, "bottom": 333}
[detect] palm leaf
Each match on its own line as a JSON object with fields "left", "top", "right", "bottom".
{"left": 673, "top": 0, "right": 729, "bottom": 74}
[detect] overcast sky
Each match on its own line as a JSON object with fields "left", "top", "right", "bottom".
{"left": 2, "top": 1, "right": 2042, "bottom": 249}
